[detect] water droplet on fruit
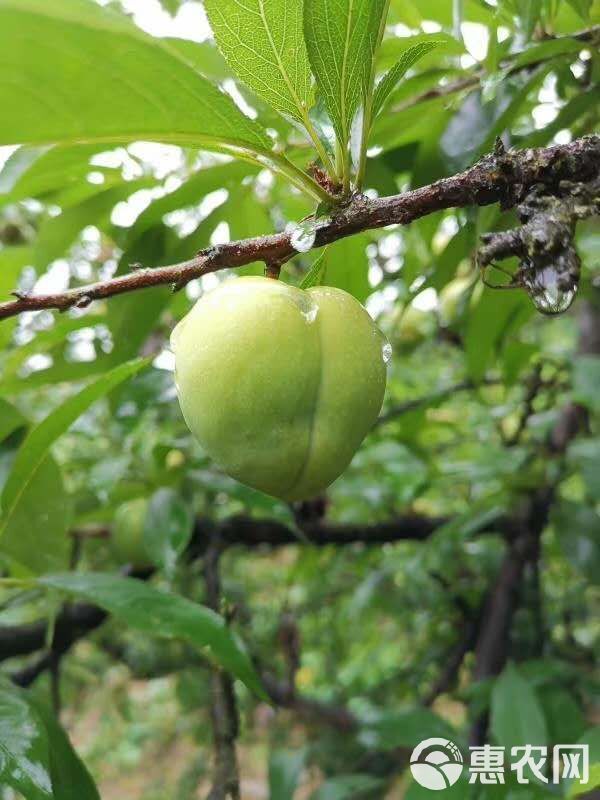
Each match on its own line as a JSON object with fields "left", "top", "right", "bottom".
{"left": 382, "top": 341, "right": 392, "bottom": 364}
{"left": 297, "top": 293, "right": 319, "bottom": 323}
{"left": 290, "top": 218, "right": 318, "bottom": 253}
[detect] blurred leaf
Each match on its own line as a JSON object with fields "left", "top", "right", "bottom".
{"left": 466, "top": 287, "right": 532, "bottom": 381}
{"left": 309, "top": 774, "right": 384, "bottom": 800}
{"left": 0, "top": 144, "right": 109, "bottom": 203}
{"left": 0, "top": 358, "right": 149, "bottom": 572}
{"left": 129, "top": 161, "right": 257, "bottom": 241}
{"left": 364, "top": 707, "right": 458, "bottom": 750}
{"left": 552, "top": 501, "right": 600, "bottom": 583}
{"left": 490, "top": 662, "right": 548, "bottom": 748}
{"left": 0, "top": 678, "right": 99, "bottom": 800}
{"left": 0, "top": 146, "right": 49, "bottom": 195}
{"left": 0, "top": 677, "right": 54, "bottom": 799}
{"left": 572, "top": 355, "right": 600, "bottom": 412}
{"left": 33, "top": 178, "right": 153, "bottom": 268}
{"left": 566, "top": 727, "right": 600, "bottom": 798}
{"left": 373, "top": 40, "right": 442, "bottom": 118}
{"left": 30, "top": 697, "right": 100, "bottom": 800}
{"left": 510, "top": 37, "right": 588, "bottom": 69}
{"left": 205, "top": 0, "right": 313, "bottom": 127}
{"left": 269, "top": 748, "right": 305, "bottom": 800}
{"left": 567, "top": 438, "right": 600, "bottom": 498}
{"left": 38, "top": 572, "right": 266, "bottom": 698}
{"left": 321, "top": 234, "right": 370, "bottom": 302}
{"left": 0, "top": 454, "right": 70, "bottom": 574}
{"left": 565, "top": 0, "right": 592, "bottom": 20}
{"left": 143, "top": 488, "right": 194, "bottom": 577}
{"left": 0, "top": 245, "right": 34, "bottom": 348}
{"left": 0, "top": 398, "right": 25, "bottom": 444}
{"left": 304, "top": 0, "right": 388, "bottom": 147}
{"left": 441, "top": 66, "right": 551, "bottom": 170}
{"left": 538, "top": 687, "right": 586, "bottom": 744}
{"left": 0, "top": 0, "right": 271, "bottom": 153}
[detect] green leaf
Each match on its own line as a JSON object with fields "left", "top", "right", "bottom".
{"left": 304, "top": 0, "right": 388, "bottom": 147}
{"left": 0, "top": 144, "right": 109, "bottom": 203}
{"left": 320, "top": 234, "right": 370, "bottom": 302}
{"left": 299, "top": 248, "right": 328, "bottom": 289}
{"left": 269, "top": 748, "right": 305, "bottom": 800}
{"left": 0, "top": 454, "right": 71, "bottom": 574}
{"left": 466, "top": 287, "right": 531, "bottom": 381}
{"left": 37, "top": 572, "right": 266, "bottom": 698}
{"left": 552, "top": 501, "right": 600, "bottom": 583}
{"left": 372, "top": 40, "right": 442, "bottom": 118}
{"left": 309, "top": 774, "right": 384, "bottom": 800}
{"left": 364, "top": 707, "right": 457, "bottom": 750}
{"left": 0, "top": 678, "right": 99, "bottom": 800}
{"left": 510, "top": 36, "right": 588, "bottom": 69}
{"left": 143, "top": 488, "right": 194, "bottom": 577}
{"left": 29, "top": 697, "right": 100, "bottom": 800}
{"left": 567, "top": 439, "right": 600, "bottom": 498}
{"left": 0, "top": 399, "right": 25, "bottom": 444}
{"left": 33, "top": 178, "right": 153, "bottom": 269}
{"left": 0, "top": 0, "right": 271, "bottom": 154}
{"left": 0, "top": 245, "right": 34, "bottom": 348}
{"left": 0, "top": 678, "right": 54, "bottom": 799}
{"left": 490, "top": 662, "right": 548, "bottom": 749}
{"left": 204, "top": 0, "right": 313, "bottom": 126}
{"left": 0, "top": 358, "right": 149, "bottom": 572}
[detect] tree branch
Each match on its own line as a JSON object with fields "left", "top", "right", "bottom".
{"left": 204, "top": 537, "right": 240, "bottom": 800}
{"left": 1, "top": 137, "right": 598, "bottom": 321}
{"left": 392, "top": 26, "right": 600, "bottom": 113}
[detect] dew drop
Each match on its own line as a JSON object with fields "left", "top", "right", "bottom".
{"left": 296, "top": 293, "right": 319, "bottom": 324}
{"left": 524, "top": 265, "right": 578, "bottom": 315}
{"left": 290, "top": 218, "right": 318, "bottom": 253}
{"left": 382, "top": 341, "right": 393, "bottom": 365}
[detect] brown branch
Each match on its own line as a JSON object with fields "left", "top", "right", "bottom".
{"left": 1, "top": 137, "right": 598, "bottom": 321}
{"left": 204, "top": 538, "right": 240, "bottom": 800}
{"left": 393, "top": 26, "right": 600, "bottom": 113}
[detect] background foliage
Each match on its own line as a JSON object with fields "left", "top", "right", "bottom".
{"left": 0, "top": 0, "right": 598, "bottom": 797}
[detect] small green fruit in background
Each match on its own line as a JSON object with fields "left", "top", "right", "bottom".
{"left": 111, "top": 498, "right": 151, "bottom": 567}
{"left": 171, "top": 277, "right": 388, "bottom": 501}
{"left": 438, "top": 276, "right": 473, "bottom": 327}
{"left": 392, "top": 303, "right": 436, "bottom": 349}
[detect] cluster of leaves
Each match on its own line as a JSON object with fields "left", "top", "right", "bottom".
{"left": 0, "top": 0, "right": 598, "bottom": 797}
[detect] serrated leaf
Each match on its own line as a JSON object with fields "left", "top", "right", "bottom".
{"left": 304, "top": 0, "right": 388, "bottom": 147}
{"left": 372, "top": 40, "right": 442, "bottom": 118}
{"left": 38, "top": 572, "right": 266, "bottom": 698}
{"left": 0, "top": 358, "right": 150, "bottom": 573}
{"left": 205, "top": 0, "right": 313, "bottom": 126}
{"left": 0, "top": 0, "right": 271, "bottom": 154}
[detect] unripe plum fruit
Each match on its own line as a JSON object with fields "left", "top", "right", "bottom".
{"left": 171, "top": 277, "right": 388, "bottom": 501}
{"left": 111, "top": 498, "right": 151, "bottom": 567}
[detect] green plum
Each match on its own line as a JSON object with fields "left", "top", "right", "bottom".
{"left": 111, "top": 498, "right": 151, "bottom": 567}
{"left": 171, "top": 277, "right": 388, "bottom": 501}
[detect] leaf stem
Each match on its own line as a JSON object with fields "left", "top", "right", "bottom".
{"left": 301, "top": 112, "right": 337, "bottom": 177}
